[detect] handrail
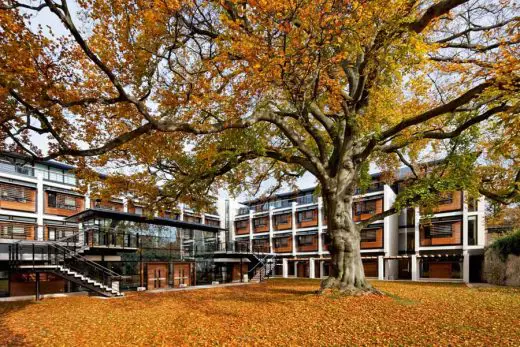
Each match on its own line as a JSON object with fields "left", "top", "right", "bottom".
{"left": 51, "top": 242, "right": 121, "bottom": 278}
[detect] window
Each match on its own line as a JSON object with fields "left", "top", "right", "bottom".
{"left": 254, "top": 217, "right": 267, "bottom": 227}
{"left": 11, "top": 225, "right": 26, "bottom": 237}
{"left": 0, "top": 184, "right": 30, "bottom": 202}
{"left": 236, "top": 220, "right": 248, "bottom": 229}
{"left": 468, "top": 216, "right": 478, "bottom": 245}
{"left": 438, "top": 192, "right": 453, "bottom": 205}
{"left": 361, "top": 229, "right": 378, "bottom": 242}
{"left": 354, "top": 200, "right": 377, "bottom": 216}
{"left": 47, "top": 192, "right": 57, "bottom": 208}
{"left": 64, "top": 196, "right": 76, "bottom": 209}
{"left": 134, "top": 207, "right": 143, "bottom": 215}
{"left": 296, "top": 193, "right": 314, "bottom": 205}
{"left": 424, "top": 223, "right": 452, "bottom": 238}
{"left": 48, "top": 227, "right": 56, "bottom": 241}
{"left": 274, "top": 214, "right": 289, "bottom": 225}
{"left": 298, "top": 210, "right": 315, "bottom": 222}
{"left": 297, "top": 235, "right": 315, "bottom": 246}
{"left": 274, "top": 237, "right": 289, "bottom": 248}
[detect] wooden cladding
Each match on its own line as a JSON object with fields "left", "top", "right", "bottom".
{"left": 0, "top": 183, "right": 36, "bottom": 212}
{"left": 420, "top": 219, "right": 462, "bottom": 246}
{"left": 296, "top": 234, "right": 318, "bottom": 252}
{"left": 273, "top": 213, "right": 292, "bottom": 231}
{"left": 273, "top": 236, "right": 292, "bottom": 253}
{"left": 0, "top": 222, "right": 35, "bottom": 240}
{"left": 235, "top": 219, "right": 250, "bottom": 235}
{"left": 421, "top": 191, "right": 463, "bottom": 213}
{"left": 232, "top": 263, "right": 248, "bottom": 281}
{"left": 363, "top": 259, "right": 379, "bottom": 277}
{"left": 44, "top": 191, "right": 84, "bottom": 217}
{"left": 296, "top": 209, "right": 319, "bottom": 228}
{"left": 353, "top": 198, "right": 383, "bottom": 222}
{"left": 91, "top": 200, "right": 124, "bottom": 212}
{"left": 253, "top": 216, "right": 269, "bottom": 233}
{"left": 360, "top": 227, "right": 384, "bottom": 249}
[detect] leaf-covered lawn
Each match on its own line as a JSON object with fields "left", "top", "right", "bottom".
{"left": 1, "top": 279, "right": 519, "bottom": 346}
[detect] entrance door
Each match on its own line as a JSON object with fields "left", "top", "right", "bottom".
{"left": 147, "top": 263, "right": 168, "bottom": 290}
{"left": 173, "top": 263, "right": 191, "bottom": 287}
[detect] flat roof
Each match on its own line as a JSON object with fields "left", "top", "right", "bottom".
{"left": 66, "top": 208, "right": 223, "bottom": 232}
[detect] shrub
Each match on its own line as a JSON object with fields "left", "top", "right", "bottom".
{"left": 489, "top": 230, "right": 520, "bottom": 261}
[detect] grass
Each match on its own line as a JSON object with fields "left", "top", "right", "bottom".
{"left": 1, "top": 279, "right": 519, "bottom": 346}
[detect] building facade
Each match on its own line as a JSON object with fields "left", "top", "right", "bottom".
{"left": 0, "top": 153, "right": 223, "bottom": 297}
{"left": 230, "top": 176, "right": 487, "bottom": 283}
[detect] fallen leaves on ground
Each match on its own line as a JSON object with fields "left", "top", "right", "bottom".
{"left": 1, "top": 279, "right": 519, "bottom": 346}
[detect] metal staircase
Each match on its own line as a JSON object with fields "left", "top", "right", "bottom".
{"left": 249, "top": 254, "right": 277, "bottom": 283}
{"left": 8, "top": 236, "right": 123, "bottom": 298}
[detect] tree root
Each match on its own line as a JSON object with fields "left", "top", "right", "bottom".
{"left": 318, "top": 277, "right": 384, "bottom": 296}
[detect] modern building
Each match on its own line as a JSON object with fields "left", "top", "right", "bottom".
{"left": 0, "top": 152, "right": 488, "bottom": 298}
{"left": 0, "top": 152, "right": 226, "bottom": 298}
{"left": 230, "top": 173, "right": 487, "bottom": 283}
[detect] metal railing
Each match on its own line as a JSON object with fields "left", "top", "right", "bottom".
{"left": 8, "top": 240, "right": 121, "bottom": 290}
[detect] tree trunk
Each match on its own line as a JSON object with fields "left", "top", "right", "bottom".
{"left": 320, "top": 174, "right": 380, "bottom": 295}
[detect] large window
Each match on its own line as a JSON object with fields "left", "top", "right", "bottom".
{"left": 274, "top": 237, "right": 289, "bottom": 248}
{"left": 0, "top": 184, "right": 32, "bottom": 202}
{"left": 468, "top": 216, "right": 478, "bottom": 245}
{"left": 354, "top": 200, "right": 377, "bottom": 215}
{"left": 235, "top": 220, "right": 248, "bottom": 229}
{"left": 274, "top": 214, "right": 289, "bottom": 225}
{"left": 361, "top": 229, "right": 378, "bottom": 242}
{"left": 297, "top": 235, "right": 315, "bottom": 246}
{"left": 253, "top": 217, "right": 268, "bottom": 226}
{"left": 297, "top": 210, "right": 315, "bottom": 222}
{"left": 424, "top": 223, "right": 453, "bottom": 238}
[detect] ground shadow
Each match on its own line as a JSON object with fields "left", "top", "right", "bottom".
{"left": 0, "top": 300, "right": 34, "bottom": 346}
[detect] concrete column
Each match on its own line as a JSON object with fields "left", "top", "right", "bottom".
{"left": 378, "top": 256, "right": 384, "bottom": 280}
{"left": 291, "top": 202, "right": 297, "bottom": 256}
{"left": 463, "top": 251, "right": 470, "bottom": 283}
{"left": 414, "top": 207, "right": 420, "bottom": 251}
{"left": 309, "top": 257, "right": 315, "bottom": 278}
{"left": 36, "top": 172, "right": 44, "bottom": 241}
{"left": 269, "top": 206, "right": 274, "bottom": 253}
{"left": 249, "top": 210, "right": 254, "bottom": 251}
{"left": 317, "top": 197, "right": 324, "bottom": 255}
{"left": 411, "top": 255, "right": 418, "bottom": 281}
{"left": 123, "top": 198, "right": 129, "bottom": 213}
{"left": 462, "top": 191, "right": 468, "bottom": 249}
{"left": 294, "top": 261, "right": 298, "bottom": 277}
{"left": 85, "top": 183, "right": 91, "bottom": 210}
{"left": 282, "top": 258, "right": 288, "bottom": 278}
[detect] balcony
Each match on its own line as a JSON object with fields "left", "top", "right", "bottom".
{"left": 273, "top": 213, "right": 292, "bottom": 231}
{"left": 45, "top": 192, "right": 85, "bottom": 217}
{"left": 352, "top": 197, "right": 383, "bottom": 222}
{"left": 273, "top": 235, "right": 292, "bottom": 253}
{"left": 426, "top": 191, "right": 463, "bottom": 214}
{"left": 420, "top": 218, "right": 462, "bottom": 247}
{"left": 354, "top": 181, "right": 385, "bottom": 195}
{"left": 0, "top": 160, "right": 35, "bottom": 177}
{"left": 0, "top": 222, "right": 36, "bottom": 240}
{"left": 296, "top": 208, "right": 318, "bottom": 228}
{"left": 296, "top": 233, "right": 318, "bottom": 252}
{"left": 235, "top": 219, "right": 250, "bottom": 235}
{"left": 0, "top": 183, "right": 37, "bottom": 212}
{"left": 360, "top": 226, "right": 384, "bottom": 249}
{"left": 253, "top": 216, "right": 269, "bottom": 233}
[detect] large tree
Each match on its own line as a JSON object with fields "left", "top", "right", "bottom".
{"left": 1, "top": 0, "right": 519, "bottom": 293}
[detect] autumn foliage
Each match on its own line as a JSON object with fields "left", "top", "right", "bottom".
{"left": 0, "top": 279, "right": 519, "bottom": 346}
